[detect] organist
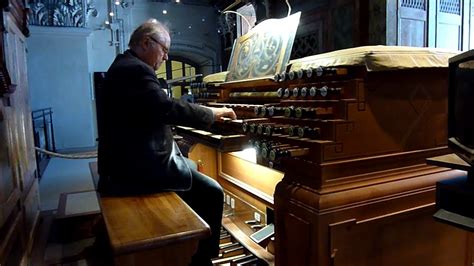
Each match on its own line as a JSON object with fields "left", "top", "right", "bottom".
{"left": 96, "top": 19, "right": 236, "bottom": 266}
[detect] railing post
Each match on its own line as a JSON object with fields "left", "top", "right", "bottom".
{"left": 49, "top": 108, "right": 56, "bottom": 152}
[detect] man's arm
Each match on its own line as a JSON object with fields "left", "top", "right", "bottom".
{"left": 131, "top": 65, "right": 236, "bottom": 128}
{"left": 204, "top": 106, "right": 237, "bottom": 121}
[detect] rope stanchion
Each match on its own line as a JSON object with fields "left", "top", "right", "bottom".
{"left": 35, "top": 147, "right": 97, "bottom": 159}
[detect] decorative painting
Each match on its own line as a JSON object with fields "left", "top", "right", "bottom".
{"left": 226, "top": 12, "right": 301, "bottom": 82}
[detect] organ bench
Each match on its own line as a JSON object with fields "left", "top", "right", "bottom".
{"left": 89, "top": 162, "right": 211, "bottom": 266}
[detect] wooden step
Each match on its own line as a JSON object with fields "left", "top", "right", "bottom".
{"left": 55, "top": 190, "right": 101, "bottom": 242}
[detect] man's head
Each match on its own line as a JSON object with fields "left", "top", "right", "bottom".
{"left": 129, "top": 19, "right": 170, "bottom": 70}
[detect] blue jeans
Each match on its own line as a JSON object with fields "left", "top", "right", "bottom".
{"left": 177, "top": 159, "right": 224, "bottom": 265}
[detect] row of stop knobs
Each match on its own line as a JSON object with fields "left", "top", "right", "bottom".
{"left": 254, "top": 106, "right": 329, "bottom": 119}
{"left": 196, "top": 92, "right": 220, "bottom": 98}
{"left": 190, "top": 82, "right": 206, "bottom": 89}
{"left": 243, "top": 123, "right": 321, "bottom": 139}
{"left": 275, "top": 66, "right": 337, "bottom": 82}
{"left": 250, "top": 139, "right": 310, "bottom": 161}
{"left": 277, "top": 86, "right": 341, "bottom": 98}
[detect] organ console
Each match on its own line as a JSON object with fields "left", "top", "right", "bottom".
{"left": 176, "top": 46, "right": 473, "bottom": 266}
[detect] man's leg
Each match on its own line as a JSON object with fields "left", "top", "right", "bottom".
{"left": 177, "top": 168, "right": 224, "bottom": 266}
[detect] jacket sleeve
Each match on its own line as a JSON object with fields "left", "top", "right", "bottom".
{"left": 125, "top": 63, "right": 215, "bottom": 129}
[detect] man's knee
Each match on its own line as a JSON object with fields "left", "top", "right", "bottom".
{"left": 206, "top": 177, "right": 224, "bottom": 203}
{"left": 213, "top": 183, "right": 224, "bottom": 203}
{"left": 190, "top": 169, "right": 223, "bottom": 202}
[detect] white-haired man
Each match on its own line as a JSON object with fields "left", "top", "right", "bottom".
{"left": 97, "top": 19, "right": 235, "bottom": 266}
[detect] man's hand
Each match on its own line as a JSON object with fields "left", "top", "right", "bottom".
{"left": 209, "top": 106, "right": 237, "bottom": 121}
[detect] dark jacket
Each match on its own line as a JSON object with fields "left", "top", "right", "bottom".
{"left": 97, "top": 49, "right": 214, "bottom": 195}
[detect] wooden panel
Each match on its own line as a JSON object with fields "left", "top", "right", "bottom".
{"left": 329, "top": 206, "right": 469, "bottom": 266}
{"left": 327, "top": 0, "right": 368, "bottom": 50}
{"left": 278, "top": 0, "right": 372, "bottom": 55}
{"left": 188, "top": 143, "right": 218, "bottom": 179}
{"left": 219, "top": 152, "right": 284, "bottom": 205}
{"left": 0, "top": 101, "right": 19, "bottom": 229}
{"left": 219, "top": 177, "right": 271, "bottom": 217}
{"left": 462, "top": 0, "right": 470, "bottom": 50}
{"left": 5, "top": 0, "right": 27, "bottom": 36}
{"left": 114, "top": 240, "right": 199, "bottom": 266}
{"left": 399, "top": 6, "right": 427, "bottom": 47}
{"left": 3, "top": 13, "right": 37, "bottom": 193}
{"left": 291, "top": 19, "right": 325, "bottom": 60}
{"left": 22, "top": 179, "right": 40, "bottom": 251}
{"left": 0, "top": 2, "right": 34, "bottom": 265}
{"left": 436, "top": 1, "right": 462, "bottom": 50}
{"left": 0, "top": 187, "right": 20, "bottom": 234}
{"left": 470, "top": 2, "right": 474, "bottom": 49}
{"left": 274, "top": 167, "right": 468, "bottom": 266}
{"left": 0, "top": 209, "right": 24, "bottom": 266}
{"left": 291, "top": 6, "right": 326, "bottom": 59}
{"left": 99, "top": 192, "right": 210, "bottom": 255}
{"left": 264, "top": 0, "right": 471, "bottom": 51}
{"left": 0, "top": 102, "right": 14, "bottom": 201}
{"left": 319, "top": 69, "right": 449, "bottom": 163}
{"left": 369, "top": 0, "right": 392, "bottom": 45}
{"left": 282, "top": 213, "right": 311, "bottom": 266}
{"left": 331, "top": 2, "right": 356, "bottom": 50}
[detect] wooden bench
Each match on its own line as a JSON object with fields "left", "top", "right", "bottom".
{"left": 89, "top": 162, "right": 211, "bottom": 266}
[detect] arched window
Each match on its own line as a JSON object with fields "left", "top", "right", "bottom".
{"left": 155, "top": 57, "right": 198, "bottom": 99}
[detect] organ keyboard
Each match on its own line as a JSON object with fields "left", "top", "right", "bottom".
{"left": 177, "top": 46, "right": 473, "bottom": 266}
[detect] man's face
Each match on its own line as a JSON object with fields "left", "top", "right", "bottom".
{"left": 144, "top": 32, "right": 170, "bottom": 70}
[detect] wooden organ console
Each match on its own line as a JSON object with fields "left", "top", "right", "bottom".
{"left": 176, "top": 46, "right": 474, "bottom": 266}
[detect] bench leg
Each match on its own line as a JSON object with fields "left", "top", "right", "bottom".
{"left": 114, "top": 239, "right": 200, "bottom": 266}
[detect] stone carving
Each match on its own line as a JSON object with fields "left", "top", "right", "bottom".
{"left": 29, "top": 1, "right": 49, "bottom": 26}
{"left": 28, "top": 0, "right": 95, "bottom": 27}
{"left": 53, "top": 0, "right": 84, "bottom": 27}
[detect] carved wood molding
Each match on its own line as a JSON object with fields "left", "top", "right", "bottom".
{"left": 291, "top": 30, "right": 323, "bottom": 60}
{"left": 0, "top": 63, "right": 15, "bottom": 97}
{"left": 2, "top": 0, "right": 29, "bottom": 36}
{"left": 276, "top": 166, "right": 463, "bottom": 213}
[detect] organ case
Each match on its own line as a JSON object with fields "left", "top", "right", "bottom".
{"left": 177, "top": 46, "right": 473, "bottom": 266}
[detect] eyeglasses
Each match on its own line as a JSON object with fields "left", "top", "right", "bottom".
{"left": 148, "top": 35, "right": 169, "bottom": 54}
